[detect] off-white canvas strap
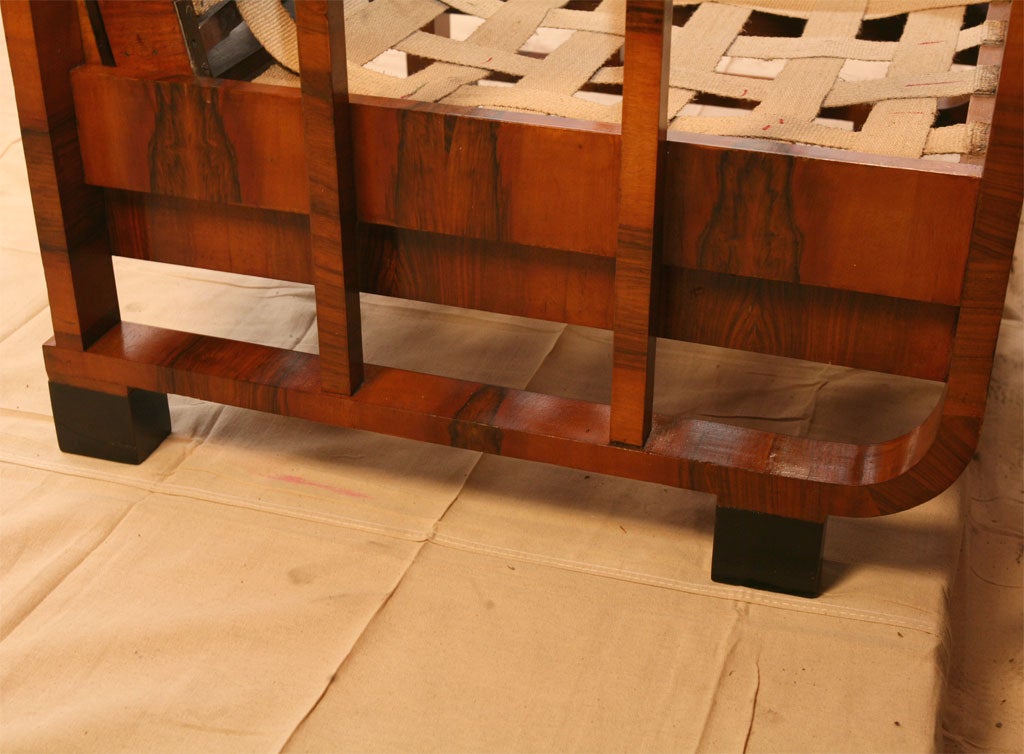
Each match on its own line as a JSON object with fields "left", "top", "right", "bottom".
{"left": 221, "top": 0, "right": 1002, "bottom": 159}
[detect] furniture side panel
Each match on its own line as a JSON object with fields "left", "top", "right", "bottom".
{"left": 663, "top": 143, "right": 980, "bottom": 305}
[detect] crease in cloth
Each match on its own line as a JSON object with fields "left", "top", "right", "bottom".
{"left": 0, "top": 135, "right": 21, "bottom": 162}
{"left": 275, "top": 323, "right": 568, "bottom": 751}
{"left": 427, "top": 531, "right": 941, "bottom": 634}
{"left": 0, "top": 500, "right": 140, "bottom": 641}
{"left": 273, "top": 539, "right": 429, "bottom": 753}
{"left": 693, "top": 604, "right": 762, "bottom": 753}
{"left": 0, "top": 301, "right": 47, "bottom": 343}
{"left": 0, "top": 448, "right": 437, "bottom": 541}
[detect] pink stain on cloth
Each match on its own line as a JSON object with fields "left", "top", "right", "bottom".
{"left": 269, "top": 474, "right": 371, "bottom": 499}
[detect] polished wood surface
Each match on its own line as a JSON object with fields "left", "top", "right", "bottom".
{"left": 96, "top": 0, "right": 192, "bottom": 76}
{"left": 1, "top": 0, "right": 119, "bottom": 351}
{"left": 868, "top": 0, "right": 1023, "bottom": 512}
{"left": 664, "top": 144, "right": 979, "bottom": 305}
{"left": 659, "top": 269, "right": 957, "bottom": 381}
{"left": 72, "top": 68, "right": 307, "bottom": 212}
{"left": 106, "top": 191, "right": 313, "bottom": 283}
{"left": 4, "top": 0, "right": 1021, "bottom": 594}
{"left": 610, "top": 0, "right": 670, "bottom": 447}
{"left": 353, "top": 99, "right": 620, "bottom": 257}
{"left": 105, "top": 204, "right": 956, "bottom": 381}
{"left": 361, "top": 227, "right": 615, "bottom": 331}
{"left": 69, "top": 65, "right": 982, "bottom": 305}
{"left": 296, "top": 0, "right": 363, "bottom": 394}
{"left": 36, "top": 321, "right": 957, "bottom": 521}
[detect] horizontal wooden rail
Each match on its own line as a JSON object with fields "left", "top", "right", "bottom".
{"left": 41, "top": 321, "right": 968, "bottom": 522}
{"left": 106, "top": 191, "right": 957, "bottom": 381}
{"left": 71, "top": 64, "right": 980, "bottom": 305}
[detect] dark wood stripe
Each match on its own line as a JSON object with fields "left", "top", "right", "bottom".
{"left": 83, "top": 0, "right": 115, "bottom": 66}
{"left": 610, "top": 0, "right": 671, "bottom": 447}
{"left": 3, "top": 1, "right": 120, "bottom": 351}
{"left": 104, "top": 198, "right": 955, "bottom": 381}
{"left": 296, "top": 0, "right": 364, "bottom": 394}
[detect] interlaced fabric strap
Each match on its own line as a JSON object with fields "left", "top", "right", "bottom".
{"left": 228, "top": 0, "right": 1004, "bottom": 159}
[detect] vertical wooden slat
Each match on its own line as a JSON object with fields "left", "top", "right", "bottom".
{"left": 96, "top": 0, "right": 193, "bottom": 76}
{"left": 296, "top": 0, "right": 364, "bottom": 394}
{"left": 80, "top": 0, "right": 114, "bottom": 66}
{"left": 609, "top": 0, "right": 671, "bottom": 447}
{"left": 2, "top": 0, "right": 120, "bottom": 351}
{"left": 945, "top": 1, "right": 1023, "bottom": 420}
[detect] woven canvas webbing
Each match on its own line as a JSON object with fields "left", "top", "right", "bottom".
{"left": 227, "top": 0, "right": 1004, "bottom": 159}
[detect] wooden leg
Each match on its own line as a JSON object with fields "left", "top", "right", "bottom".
{"left": 711, "top": 506, "right": 827, "bottom": 597}
{"left": 48, "top": 382, "right": 171, "bottom": 465}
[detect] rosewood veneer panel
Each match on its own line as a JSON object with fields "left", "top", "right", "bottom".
{"left": 106, "top": 191, "right": 312, "bottom": 283}
{"left": 72, "top": 67, "right": 307, "bottom": 212}
{"left": 353, "top": 99, "right": 619, "bottom": 257}
{"left": 663, "top": 142, "right": 980, "bottom": 305}
{"left": 71, "top": 64, "right": 979, "bottom": 306}
{"left": 104, "top": 192, "right": 955, "bottom": 382}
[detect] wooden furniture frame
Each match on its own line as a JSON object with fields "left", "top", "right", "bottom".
{"left": 3, "top": 0, "right": 1020, "bottom": 596}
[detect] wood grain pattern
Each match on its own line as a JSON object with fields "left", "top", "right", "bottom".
{"left": 72, "top": 67, "right": 307, "bottom": 213}
{"left": 102, "top": 192, "right": 955, "bottom": 381}
{"left": 663, "top": 141, "right": 980, "bottom": 305}
{"left": 936, "top": 2, "right": 1023, "bottom": 423}
{"left": 352, "top": 98, "right": 619, "bottom": 256}
{"left": 2, "top": 0, "right": 120, "bottom": 351}
{"left": 149, "top": 81, "right": 242, "bottom": 202}
{"left": 609, "top": 0, "right": 671, "bottom": 447}
{"left": 658, "top": 269, "right": 957, "bottom": 381}
{"left": 832, "top": 0, "right": 1023, "bottom": 516}
{"left": 296, "top": 0, "right": 364, "bottom": 394}
{"left": 80, "top": 0, "right": 112, "bottom": 66}
{"left": 10, "top": 0, "right": 1020, "bottom": 542}
{"left": 96, "top": 0, "right": 193, "bottom": 76}
{"left": 70, "top": 65, "right": 983, "bottom": 306}
{"left": 36, "top": 321, "right": 957, "bottom": 521}
{"left": 361, "top": 227, "right": 616, "bottom": 330}
{"left": 693, "top": 149, "right": 802, "bottom": 281}
{"left": 106, "top": 190, "right": 313, "bottom": 283}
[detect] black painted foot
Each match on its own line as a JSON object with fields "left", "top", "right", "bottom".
{"left": 49, "top": 382, "right": 171, "bottom": 465}
{"left": 711, "top": 506, "right": 827, "bottom": 597}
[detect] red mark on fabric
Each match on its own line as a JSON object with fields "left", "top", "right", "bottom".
{"left": 919, "top": 40, "right": 941, "bottom": 45}
{"left": 762, "top": 124, "right": 771, "bottom": 130}
{"left": 269, "top": 474, "right": 371, "bottom": 499}
{"left": 740, "top": 88, "right": 748, "bottom": 97}
{"left": 485, "top": 57, "right": 493, "bottom": 63}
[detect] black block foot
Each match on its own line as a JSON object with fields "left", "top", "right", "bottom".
{"left": 711, "top": 506, "right": 827, "bottom": 597}
{"left": 49, "top": 382, "right": 171, "bottom": 464}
